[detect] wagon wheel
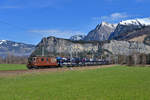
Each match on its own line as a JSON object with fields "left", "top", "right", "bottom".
{"left": 27, "top": 65, "right": 33, "bottom": 70}
{"left": 33, "top": 66, "right": 39, "bottom": 69}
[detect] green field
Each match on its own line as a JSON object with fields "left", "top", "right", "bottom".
{"left": 0, "top": 64, "right": 27, "bottom": 71}
{"left": 0, "top": 65, "right": 150, "bottom": 100}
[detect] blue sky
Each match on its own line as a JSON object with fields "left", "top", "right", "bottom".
{"left": 0, "top": 0, "right": 150, "bottom": 44}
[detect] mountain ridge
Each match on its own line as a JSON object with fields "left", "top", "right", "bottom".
{"left": 109, "top": 17, "right": 150, "bottom": 41}
{"left": 84, "top": 22, "right": 117, "bottom": 41}
{"left": 0, "top": 40, "right": 35, "bottom": 57}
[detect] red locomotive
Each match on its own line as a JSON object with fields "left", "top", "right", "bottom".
{"left": 27, "top": 56, "right": 58, "bottom": 69}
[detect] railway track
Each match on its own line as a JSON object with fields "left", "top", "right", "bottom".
{"left": 0, "top": 65, "right": 114, "bottom": 76}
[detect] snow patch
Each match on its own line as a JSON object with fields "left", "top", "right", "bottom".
{"left": 70, "top": 35, "right": 85, "bottom": 41}
{"left": 1, "top": 40, "right": 6, "bottom": 42}
{"left": 137, "top": 18, "right": 150, "bottom": 26}
{"left": 0, "top": 40, "right": 7, "bottom": 44}
{"left": 13, "top": 43, "right": 19, "bottom": 47}
{"left": 120, "top": 18, "right": 150, "bottom": 26}
{"left": 101, "top": 22, "right": 117, "bottom": 28}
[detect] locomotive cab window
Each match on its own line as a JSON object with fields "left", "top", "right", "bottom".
{"left": 41, "top": 58, "right": 44, "bottom": 61}
{"left": 32, "top": 58, "right": 36, "bottom": 61}
{"left": 47, "top": 58, "right": 49, "bottom": 61}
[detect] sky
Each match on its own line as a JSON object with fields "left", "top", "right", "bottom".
{"left": 0, "top": 0, "right": 150, "bottom": 44}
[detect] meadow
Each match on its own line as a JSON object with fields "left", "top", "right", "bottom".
{"left": 0, "top": 64, "right": 27, "bottom": 71}
{"left": 0, "top": 65, "right": 150, "bottom": 100}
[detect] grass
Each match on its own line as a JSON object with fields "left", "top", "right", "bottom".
{"left": 0, "top": 64, "right": 27, "bottom": 71}
{"left": 0, "top": 65, "right": 150, "bottom": 100}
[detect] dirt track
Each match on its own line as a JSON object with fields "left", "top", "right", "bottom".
{"left": 0, "top": 65, "right": 115, "bottom": 76}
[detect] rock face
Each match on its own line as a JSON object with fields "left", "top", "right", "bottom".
{"left": 103, "top": 40, "right": 150, "bottom": 55}
{"left": 31, "top": 36, "right": 99, "bottom": 57}
{"left": 70, "top": 35, "right": 85, "bottom": 41}
{"left": 109, "top": 18, "right": 150, "bottom": 41}
{"left": 144, "top": 35, "right": 150, "bottom": 46}
{"left": 0, "top": 40, "right": 35, "bottom": 57}
{"left": 31, "top": 36, "right": 150, "bottom": 57}
{"left": 84, "top": 22, "right": 117, "bottom": 41}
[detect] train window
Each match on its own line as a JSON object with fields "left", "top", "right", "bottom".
{"left": 33, "top": 58, "right": 36, "bottom": 61}
{"left": 41, "top": 58, "right": 44, "bottom": 61}
{"left": 47, "top": 58, "right": 49, "bottom": 61}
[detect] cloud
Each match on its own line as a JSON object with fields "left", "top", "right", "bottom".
{"left": 92, "top": 12, "right": 133, "bottom": 23}
{"left": 29, "top": 29, "right": 85, "bottom": 38}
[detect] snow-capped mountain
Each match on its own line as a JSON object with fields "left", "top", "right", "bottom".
{"left": 70, "top": 35, "right": 85, "bottom": 41}
{"left": 120, "top": 18, "right": 150, "bottom": 26}
{"left": 84, "top": 22, "right": 117, "bottom": 41}
{"left": 0, "top": 40, "right": 35, "bottom": 57}
{"left": 109, "top": 18, "right": 150, "bottom": 40}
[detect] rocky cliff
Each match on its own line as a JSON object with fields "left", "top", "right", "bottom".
{"left": 31, "top": 36, "right": 100, "bottom": 57}
{"left": 103, "top": 40, "right": 150, "bottom": 55}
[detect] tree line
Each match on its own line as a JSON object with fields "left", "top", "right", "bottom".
{"left": 0, "top": 54, "right": 28, "bottom": 64}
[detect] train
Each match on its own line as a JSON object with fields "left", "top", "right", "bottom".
{"left": 27, "top": 56, "right": 109, "bottom": 69}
